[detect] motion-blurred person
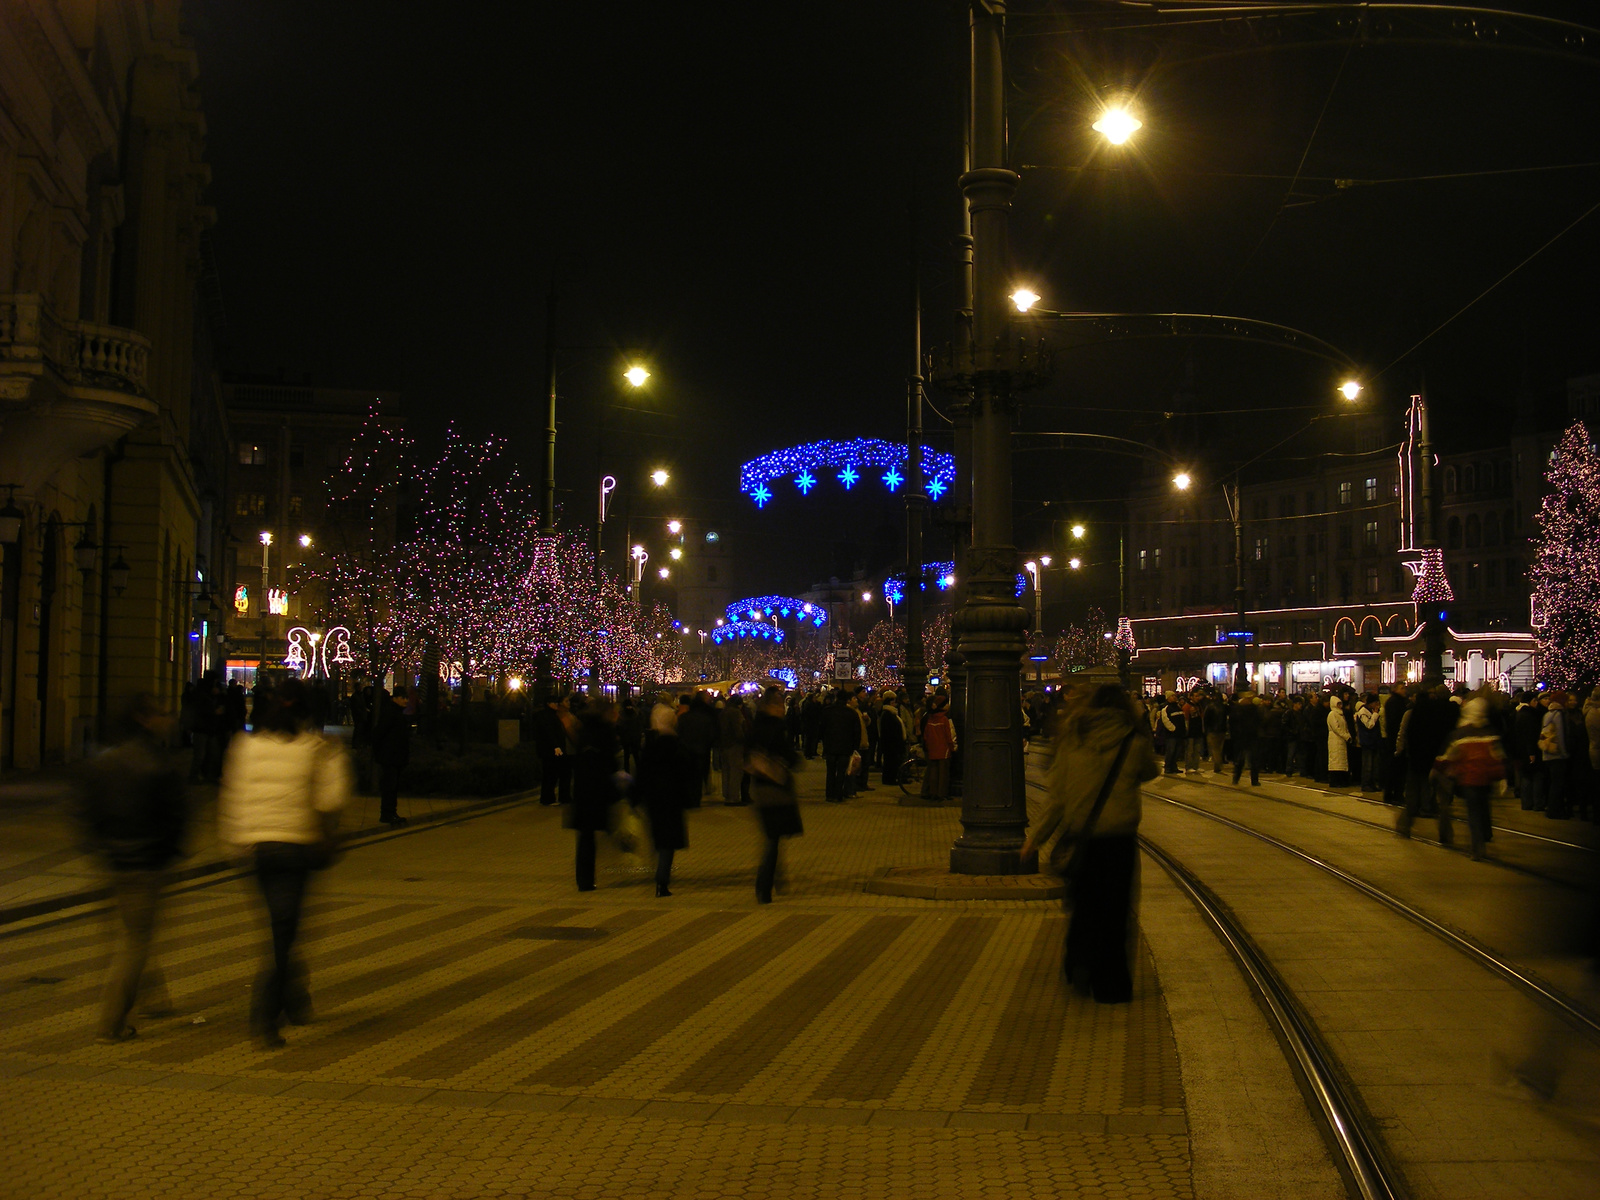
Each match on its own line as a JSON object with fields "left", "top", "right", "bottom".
{"left": 1539, "top": 691, "right": 1572, "bottom": 819}
{"left": 1397, "top": 687, "right": 1459, "bottom": 842}
{"left": 1229, "top": 690, "right": 1262, "bottom": 787}
{"left": 77, "top": 695, "right": 188, "bottom": 1043}
{"left": 219, "top": 679, "right": 351, "bottom": 1050}
{"left": 746, "top": 687, "right": 802, "bottom": 904}
{"left": 1435, "top": 697, "right": 1506, "bottom": 860}
{"left": 718, "top": 693, "right": 749, "bottom": 805}
{"left": 920, "top": 694, "right": 956, "bottom": 801}
{"left": 678, "top": 691, "right": 716, "bottom": 804}
{"left": 567, "top": 700, "right": 621, "bottom": 892}
{"left": 1380, "top": 684, "right": 1408, "bottom": 804}
{"left": 372, "top": 684, "right": 412, "bottom": 827}
{"left": 635, "top": 702, "right": 696, "bottom": 896}
{"left": 1024, "top": 682, "right": 1157, "bottom": 1004}
{"left": 533, "top": 692, "right": 576, "bottom": 807}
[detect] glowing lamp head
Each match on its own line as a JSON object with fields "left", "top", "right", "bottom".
{"left": 1339, "top": 379, "right": 1363, "bottom": 401}
{"left": 669, "top": 547, "right": 683, "bottom": 561}
{"left": 861, "top": 592, "right": 872, "bottom": 603}
{"left": 259, "top": 531, "right": 273, "bottom": 546}
{"left": 624, "top": 365, "right": 650, "bottom": 388}
{"left": 1093, "top": 106, "right": 1142, "bottom": 145}
{"left": 658, "top": 567, "right": 670, "bottom": 580}
{"left": 1070, "top": 523, "right": 1086, "bottom": 539}
{"left": 650, "top": 469, "right": 670, "bottom": 487}
{"left": 1010, "top": 288, "right": 1041, "bottom": 314}
{"left": 508, "top": 677, "right": 523, "bottom": 691}
{"left": 1024, "top": 560, "right": 1038, "bottom": 574}
{"left": 666, "top": 519, "right": 682, "bottom": 534}
{"left": 1069, "top": 557, "right": 1082, "bottom": 570}
{"left": 298, "top": 534, "right": 312, "bottom": 548}
{"left": 1039, "top": 555, "right": 1052, "bottom": 567}
{"left": 1172, "top": 471, "right": 1192, "bottom": 491}
{"left": 632, "top": 544, "right": 646, "bottom": 559}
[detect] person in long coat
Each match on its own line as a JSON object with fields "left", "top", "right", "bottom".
{"left": 745, "top": 687, "right": 802, "bottom": 904}
{"left": 921, "top": 696, "right": 956, "bottom": 800}
{"left": 634, "top": 703, "right": 696, "bottom": 896}
{"left": 1327, "top": 694, "right": 1354, "bottom": 786}
{"left": 565, "top": 704, "right": 620, "bottom": 892}
{"left": 879, "top": 691, "right": 908, "bottom": 785}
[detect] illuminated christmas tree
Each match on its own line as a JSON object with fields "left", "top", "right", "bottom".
{"left": 1530, "top": 420, "right": 1600, "bottom": 689}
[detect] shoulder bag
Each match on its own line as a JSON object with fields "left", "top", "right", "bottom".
{"left": 1049, "top": 729, "right": 1137, "bottom": 882}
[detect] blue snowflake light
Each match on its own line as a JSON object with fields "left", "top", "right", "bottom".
{"left": 882, "top": 562, "right": 1026, "bottom": 603}
{"left": 711, "top": 619, "right": 790, "bottom": 647}
{"left": 739, "top": 438, "right": 956, "bottom": 508}
{"left": 724, "top": 596, "right": 828, "bottom": 628}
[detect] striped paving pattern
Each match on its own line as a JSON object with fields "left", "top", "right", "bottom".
{"left": 0, "top": 888, "right": 1184, "bottom": 1120}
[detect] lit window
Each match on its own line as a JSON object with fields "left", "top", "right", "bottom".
{"left": 1364, "top": 521, "right": 1378, "bottom": 549}
{"left": 238, "top": 444, "right": 268, "bottom": 466}
{"left": 1138, "top": 549, "right": 1147, "bottom": 572}
{"left": 1364, "top": 477, "right": 1378, "bottom": 501}
{"left": 1339, "top": 481, "right": 1353, "bottom": 505}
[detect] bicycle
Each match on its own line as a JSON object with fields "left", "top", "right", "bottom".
{"left": 897, "top": 747, "right": 926, "bottom": 796}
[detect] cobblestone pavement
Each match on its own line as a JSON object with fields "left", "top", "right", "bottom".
{"left": 1, "top": 760, "right": 1194, "bottom": 1200}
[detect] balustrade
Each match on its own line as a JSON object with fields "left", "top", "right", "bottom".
{"left": 0, "top": 294, "right": 151, "bottom": 396}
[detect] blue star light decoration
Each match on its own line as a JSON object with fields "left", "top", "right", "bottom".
{"left": 882, "top": 561, "right": 1026, "bottom": 603}
{"left": 724, "top": 596, "right": 828, "bottom": 628}
{"left": 711, "top": 619, "right": 789, "bottom": 647}
{"left": 739, "top": 438, "right": 956, "bottom": 509}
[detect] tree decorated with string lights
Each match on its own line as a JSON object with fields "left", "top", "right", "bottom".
{"left": 862, "top": 619, "right": 904, "bottom": 689}
{"left": 1052, "top": 607, "right": 1114, "bottom": 676}
{"left": 1530, "top": 420, "right": 1600, "bottom": 688}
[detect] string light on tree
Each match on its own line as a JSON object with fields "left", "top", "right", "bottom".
{"left": 1530, "top": 420, "right": 1600, "bottom": 688}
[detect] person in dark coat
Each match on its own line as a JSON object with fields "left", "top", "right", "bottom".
{"left": 1397, "top": 686, "right": 1459, "bottom": 841}
{"left": 821, "top": 690, "right": 860, "bottom": 801}
{"left": 801, "top": 690, "right": 824, "bottom": 759}
{"left": 532, "top": 694, "right": 576, "bottom": 807}
{"left": 77, "top": 694, "right": 188, "bottom": 1043}
{"left": 1512, "top": 690, "right": 1547, "bottom": 811}
{"left": 746, "top": 687, "right": 802, "bottom": 903}
{"left": 676, "top": 692, "right": 717, "bottom": 806}
{"left": 878, "top": 691, "right": 908, "bottom": 785}
{"left": 1229, "top": 691, "right": 1263, "bottom": 786}
{"left": 371, "top": 686, "right": 412, "bottom": 826}
{"left": 1381, "top": 684, "right": 1408, "bottom": 804}
{"left": 634, "top": 702, "right": 697, "bottom": 896}
{"left": 565, "top": 703, "right": 620, "bottom": 892}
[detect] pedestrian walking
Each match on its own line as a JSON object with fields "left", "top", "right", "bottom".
{"left": 635, "top": 702, "right": 696, "bottom": 896}
{"left": 1436, "top": 697, "right": 1506, "bottom": 860}
{"left": 1023, "top": 682, "right": 1157, "bottom": 1004}
{"left": 746, "top": 687, "right": 802, "bottom": 904}
{"left": 372, "top": 685, "right": 412, "bottom": 827}
{"left": 1397, "top": 686, "right": 1459, "bottom": 842}
{"left": 678, "top": 692, "right": 717, "bottom": 804}
{"left": 1381, "top": 685, "right": 1408, "bottom": 804}
{"left": 566, "top": 702, "right": 621, "bottom": 892}
{"left": 1326, "top": 694, "right": 1354, "bottom": 787}
{"left": 532, "top": 693, "right": 576, "bottom": 807}
{"left": 77, "top": 695, "right": 188, "bottom": 1044}
{"left": 218, "top": 679, "right": 351, "bottom": 1050}
{"left": 718, "top": 694, "right": 750, "bottom": 805}
{"left": 821, "top": 690, "right": 859, "bottom": 801}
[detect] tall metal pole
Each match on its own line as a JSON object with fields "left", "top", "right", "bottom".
{"left": 1229, "top": 481, "right": 1248, "bottom": 690}
{"left": 950, "top": 0, "right": 1033, "bottom": 874}
{"left": 541, "top": 284, "right": 558, "bottom": 538}
{"left": 903, "top": 202, "right": 928, "bottom": 708}
{"left": 1416, "top": 384, "right": 1446, "bottom": 684}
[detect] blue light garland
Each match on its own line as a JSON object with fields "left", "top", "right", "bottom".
{"left": 739, "top": 438, "right": 956, "bottom": 507}
{"left": 769, "top": 667, "right": 799, "bottom": 689}
{"left": 710, "top": 619, "right": 789, "bottom": 647}
{"left": 724, "top": 595, "right": 828, "bottom": 627}
{"left": 882, "top": 562, "right": 1026, "bottom": 604}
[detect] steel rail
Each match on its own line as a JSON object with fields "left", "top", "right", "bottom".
{"left": 1147, "top": 791, "right": 1600, "bottom": 1041}
{"left": 1137, "top": 833, "right": 1403, "bottom": 1200}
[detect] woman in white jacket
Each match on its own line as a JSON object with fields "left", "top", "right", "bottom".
{"left": 1327, "top": 693, "right": 1354, "bottom": 787}
{"left": 219, "top": 679, "right": 351, "bottom": 1049}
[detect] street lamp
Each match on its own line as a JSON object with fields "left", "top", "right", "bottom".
{"left": 298, "top": 533, "right": 313, "bottom": 548}
{"left": 1339, "top": 379, "right": 1363, "bottom": 401}
{"left": 1070, "top": 524, "right": 1086, "bottom": 540}
{"left": 624, "top": 365, "right": 650, "bottom": 388}
{"left": 666, "top": 519, "right": 682, "bottom": 535}
{"left": 1172, "top": 471, "right": 1192, "bottom": 490}
{"left": 1068, "top": 557, "right": 1082, "bottom": 570}
{"left": 651, "top": 469, "right": 670, "bottom": 488}
{"left": 658, "top": 566, "right": 670, "bottom": 580}
{"left": 1010, "top": 287, "right": 1041, "bottom": 314}
{"left": 1092, "top": 105, "right": 1142, "bottom": 145}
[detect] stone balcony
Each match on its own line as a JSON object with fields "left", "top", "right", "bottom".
{"left": 0, "top": 294, "right": 157, "bottom": 496}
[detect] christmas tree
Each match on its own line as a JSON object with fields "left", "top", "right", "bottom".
{"left": 1530, "top": 420, "right": 1600, "bottom": 689}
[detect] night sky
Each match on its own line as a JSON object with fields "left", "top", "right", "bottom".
{"left": 188, "top": 1, "right": 1600, "bottom": 612}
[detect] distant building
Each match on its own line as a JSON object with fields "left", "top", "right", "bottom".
{"left": 218, "top": 382, "right": 393, "bottom": 681}
{"left": 1124, "top": 399, "right": 1556, "bottom": 695}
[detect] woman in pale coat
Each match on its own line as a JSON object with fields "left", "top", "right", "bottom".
{"left": 219, "top": 679, "right": 351, "bottom": 1049}
{"left": 1327, "top": 693, "right": 1354, "bottom": 787}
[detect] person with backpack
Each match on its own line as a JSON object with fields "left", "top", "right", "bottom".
{"left": 1436, "top": 697, "right": 1507, "bottom": 860}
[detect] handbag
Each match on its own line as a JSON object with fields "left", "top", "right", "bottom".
{"left": 1049, "top": 729, "right": 1136, "bottom": 881}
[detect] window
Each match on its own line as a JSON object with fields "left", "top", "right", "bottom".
{"left": 1484, "top": 512, "right": 1500, "bottom": 547}
{"left": 1365, "top": 566, "right": 1379, "bottom": 595}
{"left": 1465, "top": 513, "right": 1481, "bottom": 547}
{"left": 1486, "top": 561, "right": 1499, "bottom": 590}
{"left": 1447, "top": 516, "right": 1462, "bottom": 549}
{"left": 289, "top": 447, "right": 305, "bottom": 471}
{"left": 1305, "top": 533, "right": 1317, "bottom": 556}
{"left": 1364, "top": 520, "right": 1378, "bottom": 549}
{"left": 288, "top": 495, "right": 303, "bottom": 518}
{"left": 1253, "top": 499, "right": 1269, "bottom": 521}
{"left": 1307, "top": 572, "right": 1318, "bottom": 599}
{"left": 1138, "top": 549, "right": 1147, "bottom": 572}
{"left": 234, "top": 493, "right": 267, "bottom": 518}
{"left": 1444, "top": 466, "right": 1457, "bottom": 494}
{"left": 1279, "top": 495, "right": 1295, "bottom": 518}
{"left": 1280, "top": 536, "right": 1294, "bottom": 558}
{"left": 1393, "top": 564, "right": 1407, "bottom": 593}
{"left": 1339, "top": 481, "right": 1353, "bottom": 506}
{"left": 1467, "top": 562, "right": 1481, "bottom": 592}
{"left": 1506, "top": 558, "right": 1521, "bottom": 587}
{"left": 238, "top": 444, "right": 268, "bottom": 466}
{"left": 1364, "top": 477, "right": 1378, "bottom": 501}
{"left": 1338, "top": 525, "right": 1352, "bottom": 552}
{"left": 1338, "top": 568, "right": 1352, "bottom": 600}
{"left": 1253, "top": 537, "right": 1268, "bottom": 561}
{"left": 1153, "top": 548, "right": 1162, "bottom": 570}
{"left": 1463, "top": 465, "right": 1476, "bottom": 492}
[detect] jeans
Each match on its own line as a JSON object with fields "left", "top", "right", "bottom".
{"left": 1361, "top": 747, "right": 1381, "bottom": 791}
{"left": 1185, "top": 738, "right": 1201, "bottom": 772}
{"left": 1207, "top": 733, "right": 1226, "bottom": 772}
{"left": 1063, "top": 835, "right": 1137, "bottom": 1004}
{"left": 1459, "top": 784, "right": 1491, "bottom": 857}
{"left": 252, "top": 843, "right": 313, "bottom": 1037}
{"left": 1284, "top": 741, "right": 1303, "bottom": 778}
{"left": 825, "top": 752, "right": 851, "bottom": 800}
{"left": 97, "top": 870, "right": 169, "bottom": 1038}
{"left": 1231, "top": 740, "right": 1259, "bottom": 786}
{"left": 576, "top": 830, "right": 597, "bottom": 890}
{"left": 1164, "top": 738, "right": 1180, "bottom": 774}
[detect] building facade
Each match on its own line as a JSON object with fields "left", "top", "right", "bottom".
{"left": 1, "top": 0, "right": 222, "bottom": 768}
{"left": 1123, "top": 401, "right": 1554, "bottom": 695}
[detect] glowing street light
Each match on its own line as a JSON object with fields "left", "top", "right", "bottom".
{"left": 666, "top": 519, "right": 682, "bottom": 535}
{"left": 658, "top": 567, "right": 671, "bottom": 580}
{"left": 861, "top": 591, "right": 873, "bottom": 603}
{"left": 1070, "top": 524, "right": 1086, "bottom": 540}
{"left": 624, "top": 365, "right": 650, "bottom": 388}
{"left": 1068, "top": 557, "right": 1082, "bottom": 570}
{"left": 1093, "top": 106, "right": 1142, "bottom": 145}
{"left": 1172, "top": 471, "right": 1192, "bottom": 491}
{"left": 650, "top": 469, "right": 670, "bottom": 487}
{"left": 259, "top": 530, "right": 272, "bottom": 546}
{"left": 1010, "top": 287, "right": 1041, "bottom": 313}
{"left": 669, "top": 547, "right": 683, "bottom": 561}
{"left": 507, "top": 677, "right": 523, "bottom": 691}
{"left": 1039, "top": 555, "right": 1052, "bottom": 568}
{"left": 1339, "top": 379, "right": 1363, "bottom": 401}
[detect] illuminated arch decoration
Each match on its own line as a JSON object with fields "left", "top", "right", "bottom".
{"left": 725, "top": 595, "right": 828, "bottom": 627}
{"left": 740, "top": 439, "right": 956, "bottom": 508}
{"left": 711, "top": 619, "right": 788, "bottom": 647}
{"left": 285, "top": 625, "right": 354, "bottom": 677}
{"left": 883, "top": 561, "right": 1027, "bottom": 605}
